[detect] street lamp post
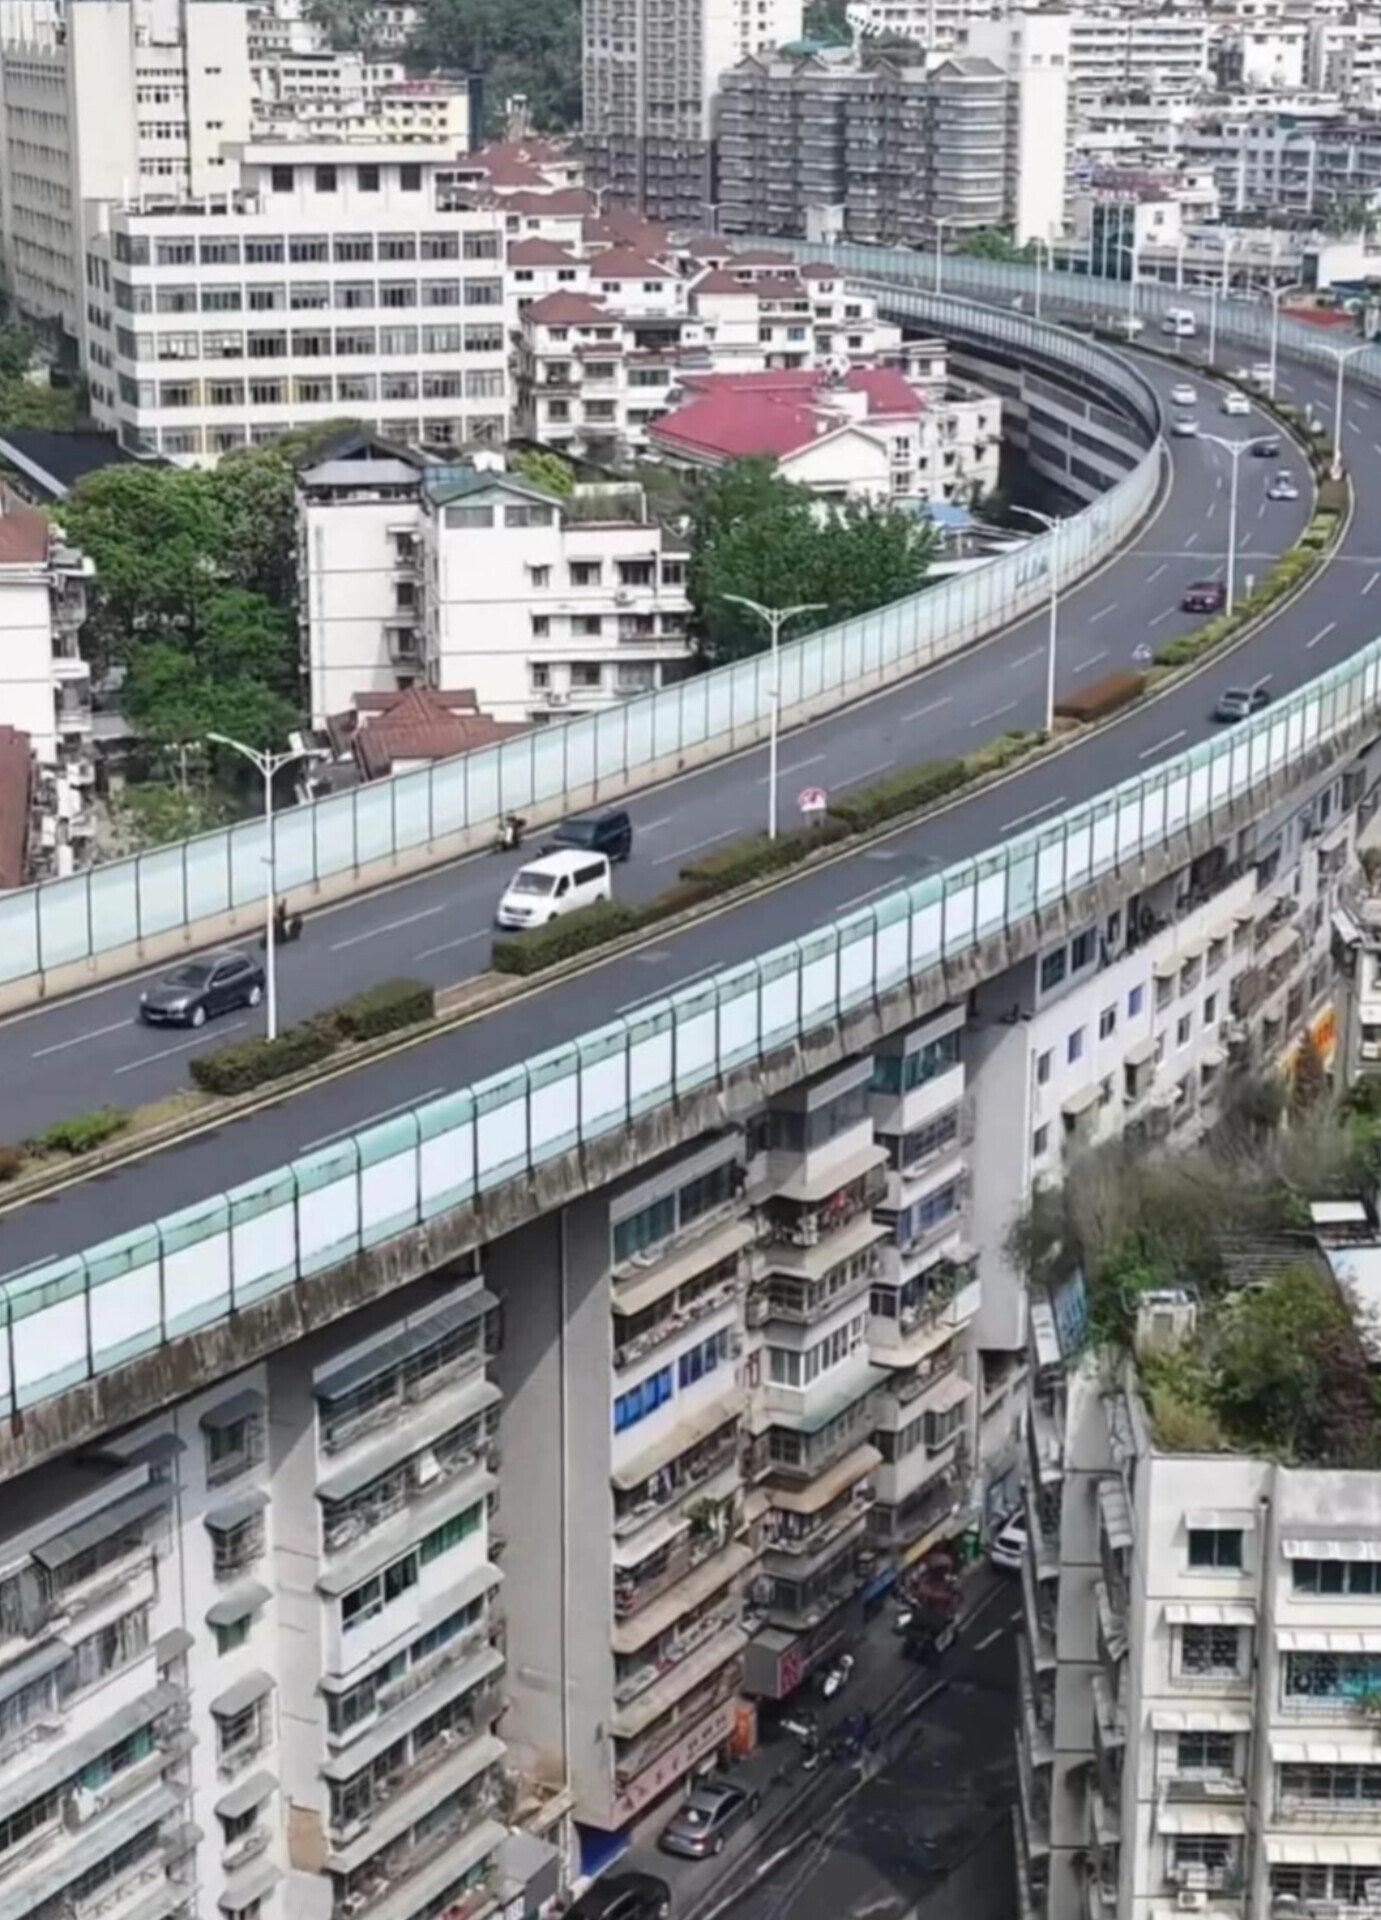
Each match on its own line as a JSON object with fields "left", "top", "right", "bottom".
{"left": 1031, "top": 235, "right": 1053, "bottom": 321}
{"left": 1011, "top": 505, "right": 1061, "bottom": 733}
{"left": 1266, "top": 279, "right": 1304, "bottom": 401}
{"left": 721, "top": 596, "right": 827, "bottom": 839}
{"left": 932, "top": 215, "right": 954, "bottom": 296}
{"left": 1198, "top": 433, "right": 1276, "bottom": 617}
{"left": 1322, "top": 341, "right": 1370, "bottom": 482}
{"left": 1207, "top": 283, "right": 1218, "bottom": 367}
{"left": 206, "top": 732, "right": 320, "bottom": 1041}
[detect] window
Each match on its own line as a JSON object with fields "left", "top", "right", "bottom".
{"left": 1177, "top": 1013, "right": 1192, "bottom": 1047}
{"left": 1129, "top": 984, "right": 1144, "bottom": 1018}
{"left": 315, "top": 165, "right": 338, "bottom": 193}
{"left": 270, "top": 165, "right": 293, "bottom": 193}
{"left": 530, "top": 615, "right": 550, "bottom": 638}
{"left": 209, "top": 1513, "right": 265, "bottom": 1580}
{"left": 1033, "top": 1124, "right": 1049, "bottom": 1158}
{"left": 1180, "top": 1623, "right": 1243, "bottom": 1678}
{"left": 614, "top": 1367, "right": 672, "bottom": 1433}
{"left": 1040, "top": 948, "right": 1067, "bottom": 993}
{"left": 573, "top": 617, "right": 602, "bottom": 640}
{"left": 1067, "top": 1027, "right": 1084, "bottom": 1065}
{"left": 678, "top": 1328, "right": 731, "bottom": 1388}
{"left": 869, "top": 1030, "right": 960, "bottom": 1095}
{"left": 214, "top": 1617, "right": 250, "bottom": 1655}
{"left": 1071, "top": 930, "right": 1095, "bottom": 970}
{"left": 1292, "top": 1557, "right": 1381, "bottom": 1596}
{"left": 569, "top": 561, "right": 602, "bottom": 587}
{"left": 358, "top": 164, "right": 381, "bottom": 191}
{"left": 1099, "top": 1005, "right": 1116, "bottom": 1040}
{"left": 571, "top": 660, "right": 603, "bottom": 685}
{"left": 1177, "top": 1731, "right": 1235, "bottom": 1774}
{"left": 1036, "top": 1050, "right": 1051, "bottom": 1086}
{"left": 1204, "top": 993, "right": 1217, "bottom": 1027}
{"left": 1188, "top": 1527, "right": 1243, "bottom": 1570}
{"left": 399, "top": 164, "right": 422, "bottom": 191}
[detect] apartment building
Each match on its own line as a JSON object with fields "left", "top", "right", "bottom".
{"left": 0, "top": 0, "right": 254, "bottom": 341}
{"left": 296, "top": 455, "right": 693, "bottom": 725}
{"left": 0, "top": 1262, "right": 554, "bottom": 1920}
{"left": 252, "top": 51, "right": 480, "bottom": 148}
{"left": 1064, "top": 11, "right": 1213, "bottom": 101}
{"left": 0, "top": 491, "right": 95, "bottom": 882}
{"left": 512, "top": 257, "right": 916, "bottom": 458}
{"left": 715, "top": 51, "right": 1016, "bottom": 246}
{"left": 80, "top": 141, "right": 510, "bottom": 465}
{"left": 582, "top": 0, "right": 802, "bottom": 222}
{"left": 963, "top": 10, "right": 1072, "bottom": 245}
{"left": 648, "top": 364, "right": 1002, "bottom": 509}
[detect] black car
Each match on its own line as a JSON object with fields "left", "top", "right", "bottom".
{"left": 139, "top": 950, "right": 265, "bottom": 1027}
{"left": 1251, "top": 435, "right": 1282, "bottom": 458}
{"left": 1181, "top": 580, "right": 1226, "bottom": 615}
{"left": 547, "top": 809, "right": 634, "bottom": 862}
{"left": 566, "top": 1872, "right": 671, "bottom": 1920}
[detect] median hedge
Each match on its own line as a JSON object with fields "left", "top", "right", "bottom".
{"left": 27, "top": 1106, "right": 130, "bottom": 1156}
{"left": 330, "top": 978, "right": 435, "bottom": 1042}
{"left": 680, "top": 824, "right": 846, "bottom": 891}
{"left": 492, "top": 901, "right": 643, "bottom": 977}
{"left": 829, "top": 758, "right": 969, "bottom": 832}
{"left": 191, "top": 1024, "right": 337, "bottom": 1095}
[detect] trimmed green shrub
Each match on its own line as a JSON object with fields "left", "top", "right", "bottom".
{"left": 1272, "top": 399, "right": 1304, "bottom": 425}
{"left": 963, "top": 728, "right": 1043, "bottom": 777}
{"left": 829, "top": 758, "right": 969, "bottom": 832}
{"left": 190, "top": 1024, "right": 337, "bottom": 1096}
{"left": 332, "top": 978, "right": 435, "bottom": 1042}
{"left": 0, "top": 1145, "right": 24, "bottom": 1181}
{"left": 492, "top": 900, "right": 644, "bottom": 977}
{"left": 1317, "top": 476, "right": 1349, "bottom": 514}
{"left": 680, "top": 829, "right": 816, "bottom": 890}
{"left": 29, "top": 1107, "right": 129, "bottom": 1156}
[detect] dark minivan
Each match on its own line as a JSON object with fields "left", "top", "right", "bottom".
{"left": 548, "top": 809, "right": 633, "bottom": 862}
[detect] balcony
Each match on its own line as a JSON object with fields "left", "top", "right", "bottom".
{"left": 331, "top": 1802, "right": 503, "bottom": 1920}
{"left": 613, "top": 1420, "right": 741, "bottom": 1541}
{"left": 327, "top": 1699, "right": 505, "bottom": 1852}
{"left": 615, "top": 1501, "right": 738, "bottom": 1621}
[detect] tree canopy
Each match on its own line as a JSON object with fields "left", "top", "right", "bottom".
{"left": 409, "top": 0, "right": 581, "bottom": 132}
{"left": 688, "top": 460, "right": 937, "bottom": 662}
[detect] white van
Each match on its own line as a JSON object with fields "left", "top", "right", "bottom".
{"left": 1161, "top": 307, "right": 1197, "bottom": 339}
{"left": 496, "top": 849, "right": 612, "bottom": 930}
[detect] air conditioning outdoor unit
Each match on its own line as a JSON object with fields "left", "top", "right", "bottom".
{"left": 1176, "top": 1895, "right": 1207, "bottom": 1913}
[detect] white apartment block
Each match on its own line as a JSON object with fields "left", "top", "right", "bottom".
{"left": 963, "top": 10, "right": 1072, "bottom": 244}
{"left": 253, "top": 58, "right": 477, "bottom": 149}
{"left": 81, "top": 143, "right": 510, "bottom": 465}
{"left": 0, "top": 1264, "right": 549, "bottom": 1920}
{"left": 1065, "top": 11, "right": 1213, "bottom": 102}
{"left": 0, "top": 0, "right": 253, "bottom": 340}
{"left": 0, "top": 491, "right": 95, "bottom": 881}
{"left": 296, "top": 459, "right": 693, "bottom": 726}
{"left": 1019, "top": 1282, "right": 1381, "bottom": 1920}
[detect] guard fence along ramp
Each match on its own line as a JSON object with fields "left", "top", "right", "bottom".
{"left": 0, "top": 298, "right": 1161, "bottom": 1003}
{"left": 3, "top": 634, "right": 1380, "bottom": 1418}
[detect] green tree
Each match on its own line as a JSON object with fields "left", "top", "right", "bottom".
{"left": 209, "top": 449, "right": 299, "bottom": 610}
{"left": 955, "top": 229, "right": 1022, "bottom": 263}
{"left": 512, "top": 447, "right": 575, "bottom": 496}
{"left": 409, "top": 0, "right": 581, "bottom": 131}
{"left": 60, "top": 466, "right": 221, "bottom": 670}
{"left": 689, "top": 461, "right": 936, "bottom": 662}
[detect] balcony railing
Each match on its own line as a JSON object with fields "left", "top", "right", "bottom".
{"left": 333, "top": 1797, "right": 499, "bottom": 1920}
{"left": 328, "top": 1692, "right": 504, "bottom": 1848}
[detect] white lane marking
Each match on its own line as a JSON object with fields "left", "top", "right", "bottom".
{"left": 1307, "top": 621, "right": 1337, "bottom": 650}
{"left": 1358, "top": 396, "right": 1373, "bottom": 412}
{"left": 1144, "top": 562, "right": 1167, "bottom": 584}
{"left": 1139, "top": 730, "right": 1187, "bottom": 760}
{"left": 838, "top": 879, "right": 905, "bottom": 914}
{"left": 1011, "top": 646, "right": 1044, "bottom": 668}
{"left": 414, "top": 929, "right": 489, "bottom": 961}
{"left": 1149, "top": 607, "right": 1177, "bottom": 626}
{"left": 617, "top": 964, "right": 720, "bottom": 1016}
{"left": 1076, "top": 648, "right": 1108, "bottom": 671}
{"left": 902, "top": 694, "right": 952, "bottom": 723}
{"left": 974, "top": 1627, "right": 1005, "bottom": 1653}
{"left": 1365, "top": 572, "right": 1380, "bottom": 597}
{"left": 1087, "top": 603, "right": 1117, "bottom": 625}
{"left": 331, "top": 901, "right": 448, "bottom": 951}
{"left": 1001, "top": 794, "right": 1067, "bottom": 833}
{"left": 639, "top": 816, "right": 672, "bottom": 833}
{"left": 32, "top": 1017, "right": 131, "bottom": 1058}
{"left": 1206, "top": 500, "right": 1217, "bottom": 519}
{"left": 652, "top": 827, "right": 738, "bottom": 867}
{"left": 302, "top": 1090, "right": 444, "bottom": 1154}
{"left": 113, "top": 1021, "right": 248, "bottom": 1074}
{"left": 1009, "top": 1609, "right": 1024, "bottom": 1626}
{"left": 758, "top": 752, "right": 826, "bottom": 786}
{"left": 969, "top": 700, "right": 1019, "bottom": 730}
{"left": 1351, "top": 417, "right": 1365, "bottom": 433}
{"left": 1185, "top": 531, "right": 1199, "bottom": 547}
{"left": 1255, "top": 672, "right": 1274, "bottom": 689}
{"left": 832, "top": 757, "right": 896, "bottom": 790}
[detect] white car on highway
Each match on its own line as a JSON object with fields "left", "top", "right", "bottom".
{"left": 1170, "top": 415, "right": 1199, "bottom": 437}
{"left": 1170, "top": 382, "right": 1198, "bottom": 407}
{"left": 1221, "top": 390, "right": 1251, "bottom": 416}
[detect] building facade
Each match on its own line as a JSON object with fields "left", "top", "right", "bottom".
{"left": 80, "top": 142, "right": 511, "bottom": 464}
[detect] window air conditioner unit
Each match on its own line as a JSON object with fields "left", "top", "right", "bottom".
{"left": 1176, "top": 1895, "right": 1207, "bottom": 1914}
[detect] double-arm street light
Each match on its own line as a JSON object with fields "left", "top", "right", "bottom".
{"left": 1011, "top": 505, "right": 1062, "bottom": 734}
{"left": 1321, "top": 341, "right": 1370, "bottom": 482}
{"left": 206, "top": 732, "right": 321, "bottom": 1040}
{"left": 722, "top": 596, "right": 827, "bottom": 840}
{"left": 1198, "top": 433, "right": 1277, "bottom": 618}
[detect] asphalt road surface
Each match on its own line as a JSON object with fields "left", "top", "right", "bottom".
{"left": 4, "top": 342, "right": 1371, "bottom": 1274}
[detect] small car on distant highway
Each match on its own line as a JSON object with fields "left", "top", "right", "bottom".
{"left": 139, "top": 950, "right": 264, "bottom": 1027}
{"left": 1181, "top": 580, "right": 1226, "bottom": 615}
{"left": 1221, "top": 390, "right": 1250, "bottom": 416}
{"left": 1267, "top": 471, "right": 1300, "bottom": 502}
{"left": 1251, "top": 435, "right": 1282, "bottom": 458}
{"left": 1214, "top": 685, "right": 1272, "bottom": 723}
{"left": 1170, "top": 415, "right": 1199, "bottom": 437}
{"left": 566, "top": 1873, "right": 671, "bottom": 1920}
{"left": 1170, "top": 381, "right": 1198, "bottom": 407}
{"left": 658, "top": 1780, "right": 761, "bottom": 1860}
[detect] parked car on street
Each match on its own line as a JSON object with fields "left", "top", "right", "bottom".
{"left": 658, "top": 1781, "right": 760, "bottom": 1859}
{"left": 1213, "top": 684, "right": 1271, "bottom": 723}
{"left": 1181, "top": 581, "right": 1226, "bottom": 615}
{"left": 139, "top": 950, "right": 264, "bottom": 1027}
{"left": 989, "top": 1514, "right": 1028, "bottom": 1571}
{"left": 566, "top": 1873, "right": 672, "bottom": 1920}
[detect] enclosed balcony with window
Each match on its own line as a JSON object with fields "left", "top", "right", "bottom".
{"left": 327, "top": 1762, "right": 503, "bottom": 1920}
{"left": 318, "top": 1394, "right": 500, "bottom": 1556}
{"left": 612, "top": 1412, "right": 742, "bottom": 1540}
{"left": 611, "top": 1653, "right": 743, "bottom": 1792}
{"left": 760, "top": 1464, "right": 876, "bottom": 1578}
{"left": 869, "top": 1249, "right": 978, "bottom": 1361}
{"left": 614, "top": 1492, "right": 740, "bottom": 1621}
{"left": 1282, "top": 1642, "right": 1381, "bottom": 1717}
{"left": 325, "top": 1680, "right": 504, "bottom": 1854}
{"left": 613, "top": 1236, "right": 750, "bottom": 1372}
{"left": 314, "top": 1283, "right": 496, "bottom": 1460}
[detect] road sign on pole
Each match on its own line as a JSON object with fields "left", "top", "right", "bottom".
{"left": 798, "top": 786, "right": 828, "bottom": 818}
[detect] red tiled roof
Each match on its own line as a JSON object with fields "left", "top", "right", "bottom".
{"left": 721, "top": 249, "right": 796, "bottom": 268}
{"left": 585, "top": 211, "right": 671, "bottom": 253}
{"left": 588, "top": 247, "right": 674, "bottom": 281}
{"left": 0, "top": 494, "right": 50, "bottom": 563}
{"left": 508, "top": 236, "right": 582, "bottom": 266}
{"left": 0, "top": 725, "right": 31, "bottom": 889}
{"left": 691, "top": 270, "right": 762, "bottom": 297}
{"left": 523, "top": 290, "right": 611, "bottom": 325}
{"left": 353, "top": 687, "right": 479, "bottom": 712}
{"left": 679, "top": 369, "right": 820, "bottom": 393}
{"left": 501, "top": 188, "right": 594, "bottom": 216}
{"left": 348, "top": 687, "right": 524, "bottom": 780}
{"left": 845, "top": 366, "right": 924, "bottom": 416}
{"left": 679, "top": 233, "right": 735, "bottom": 258}
{"left": 478, "top": 155, "right": 549, "bottom": 188}
{"left": 651, "top": 366, "right": 923, "bottom": 461}
{"left": 798, "top": 261, "right": 842, "bottom": 279}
